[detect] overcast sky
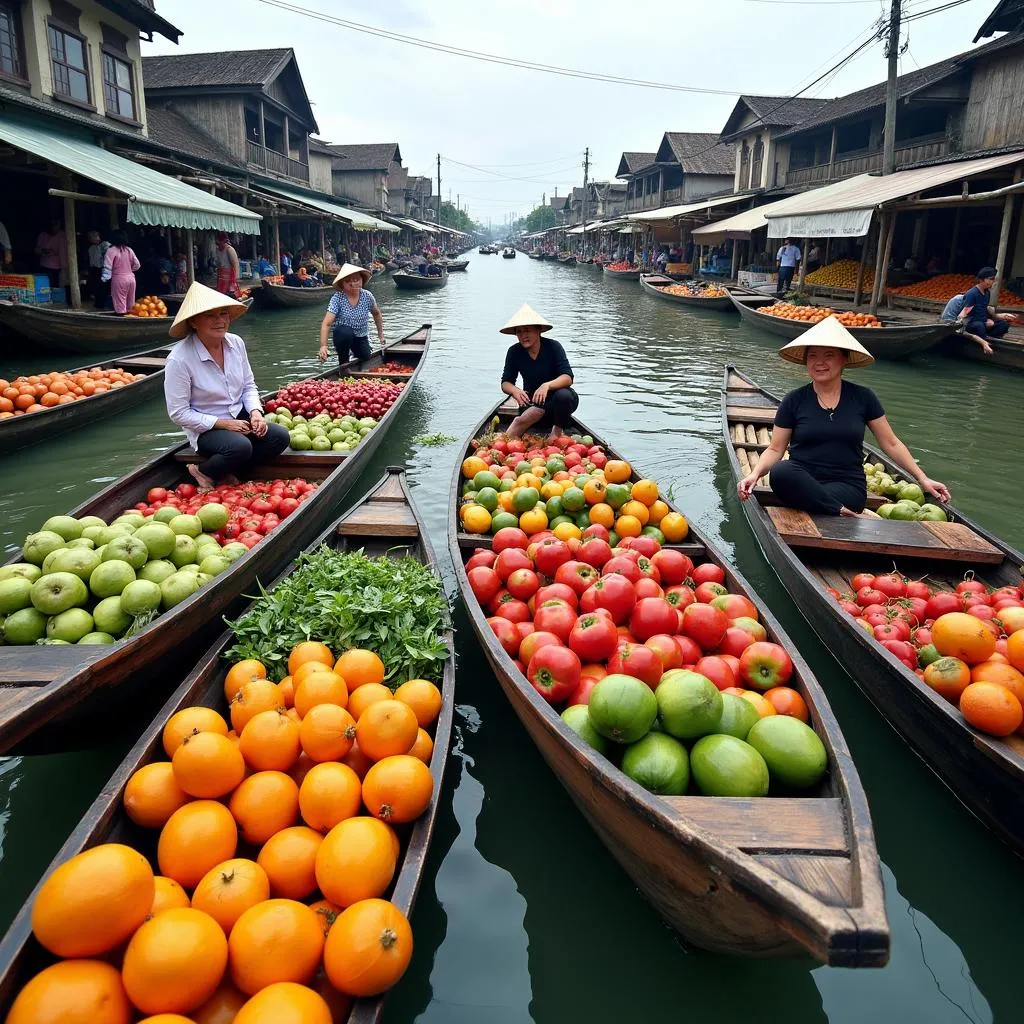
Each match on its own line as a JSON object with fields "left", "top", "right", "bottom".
{"left": 145, "top": 0, "right": 997, "bottom": 226}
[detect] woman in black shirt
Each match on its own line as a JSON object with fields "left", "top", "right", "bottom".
{"left": 500, "top": 304, "right": 579, "bottom": 439}
{"left": 737, "top": 318, "right": 950, "bottom": 516}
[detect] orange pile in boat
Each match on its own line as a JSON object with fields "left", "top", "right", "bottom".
{"left": 662, "top": 283, "right": 727, "bottom": 298}
{"left": 760, "top": 303, "right": 881, "bottom": 328}
{"left": 887, "top": 273, "right": 1024, "bottom": 306}
{"left": 126, "top": 295, "right": 169, "bottom": 317}
{"left": 0, "top": 366, "right": 146, "bottom": 418}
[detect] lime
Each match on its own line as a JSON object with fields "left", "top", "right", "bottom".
{"left": 605, "top": 483, "right": 631, "bottom": 509}
{"left": 546, "top": 457, "right": 566, "bottom": 475}
{"left": 561, "top": 487, "right": 585, "bottom": 512}
{"left": 462, "top": 480, "right": 476, "bottom": 496}
{"left": 473, "top": 470, "right": 501, "bottom": 492}
{"left": 499, "top": 478, "right": 515, "bottom": 492}
{"left": 746, "top": 716, "right": 827, "bottom": 789}
{"left": 511, "top": 487, "right": 540, "bottom": 514}
{"left": 515, "top": 461, "right": 532, "bottom": 476}
{"left": 641, "top": 526, "right": 666, "bottom": 544}
{"left": 573, "top": 510, "right": 591, "bottom": 529}
{"left": 549, "top": 515, "right": 573, "bottom": 529}
{"left": 490, "top": 511, "right": 519, "bottom": 534}
{"left": 545, "top": 496, "right": 564, "bottom": 519}
{"left": 476, "top": 487, "right": 499, "bottom": 512}
{"left": 690, "top": 735, "right": 769, "bottom": 797}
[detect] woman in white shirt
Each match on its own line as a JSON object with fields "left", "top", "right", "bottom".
{"left": 163, "top": 282, "right": 289, "bottom": 490}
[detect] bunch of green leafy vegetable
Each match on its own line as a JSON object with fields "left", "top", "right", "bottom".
{"left": 225, "top": 545, "right": 450, "bottom": 686}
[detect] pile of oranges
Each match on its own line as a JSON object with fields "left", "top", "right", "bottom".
{"left": 760, "top": 303, "right": 881, "bottom": 328}
{"left": 662, "top": 283, "right": 727, "bottom": 298}
{"left": 0, "top": 367, "right": 147, "bottom": 418}
{"left": 805, "top": 259, "right": 875, "bottom": 289}
{"left": 887, "top": 273, "right": 1024, "bottom": 306}
{"left": 126, "top": 296, "right": 169, "bottom": 318}
{"left": 7, "top": 641, "right": 443, "bottom": 1023}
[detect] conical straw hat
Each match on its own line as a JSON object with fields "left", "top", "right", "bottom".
{"left": 169, "top": 282, "right": 248, "bottom": 339}
{"left": 500, "top": 303, "right": 553, "bottom": 335}
{"left": 778, "top": 314, "right": 875, "bottom": 368}
{"left": 333, "top": 263, "right": 372, "bottom": 288}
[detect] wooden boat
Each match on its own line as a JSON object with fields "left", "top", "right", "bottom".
{"left": 385, "top": 260, "right": 400, "bottom": 271}
{"left": 603, "top": 266, "right": 641, "bottom": 281}
{"left": 0, "top": 326, "right": 431, "bottom": 755}
{"left": 392, "top": 270, "right": 448, "bottom": 291}
{"left": 725, "top": 290, "right": 950, "bottom": 360}
{"left": 502, "top": 248, "right": 515, "bottom": 258}
{"left": 0, "top": 300, "right": 171, "bottom": 353}
{"left": 447, "top": 398, "right": 889, "bottom": 966}
{"left": 254, "top": 279, "right": 334, "bottom": 309}
{"left": 640, "top": 273, "right": 732, "bottom": 311}
{"left": 722, "top": 365, "right": 1024, "bottom": 855}
{"left": 0, "top": 345, "right": 172, "bottom": 455}
{"left": 946, "top": 329, "right": 1024, "bottom": 372}
{"left": 444, "top": 259, "right": 469, "bottom": 272}
{"left": 557, "top": 255, "right": 577, "bottom": 266}
{"left": 527, "top": 253, "right": 541, "bottom": 260}
{"left": 0, "top": 468, "right": 455, "bottom": 1024}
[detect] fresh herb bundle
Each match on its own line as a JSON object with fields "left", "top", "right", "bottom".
{"left": 225, "top": 545, "right": 451, "bottom": 686}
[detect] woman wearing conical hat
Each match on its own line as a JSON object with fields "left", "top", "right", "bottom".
{"left": 737, "top": 317, "right": 950, "bottom": 517}
{"left": 164, "top": 282, "right": 289, "bottom": 490}
{"left": 499, "top": 304, "right": 579, "bottom": 440}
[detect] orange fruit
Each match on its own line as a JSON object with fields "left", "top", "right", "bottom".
{"left": 308, "top": 898, "right": 342, "bottom": 937}
{"left": 323, "top": 898, "right": 413, "bottom": 997}
{"left": 553, "top": 521, "right": 582, "bottom": 542}
{"left": 238, "top": 708, "right": 301, "bottom": 771}
{"left": 193, "top": 981, "right": 248, "bottom": 1024}
{"left": 348, "top": 682, "right": 392, "bottom": 720}
{"left": 224, "top": 660, "right": 267, "bottom": 702}
{"left": 970, "top": 660, "right": 1024, "bottom": 707}
{"left": 293, "top": 671, "right": 348, "bottom": 718}
{"left": 5, "top": 960, "right": 132, "bottom": 1024}
{"left": 124, "top": 762, "right": 190, "bottom": 828}
{"left": 588, "top": 502, "right": 615, "bottom": 528}
{"left": 310, "top": 973, "right": 354, "bottom": 1023}
{"left": 629, "top": 479, "right": 659, "bottom": 506}
{"left": 582, "top": 478, "right": 607, "bottom": 505}
{"left": 335, "top": 648, "right": 386, "bottom": 689}
{"left": 959, "top": 681, "right": 1023, "bottom": 736}
{"left": 277, "top": 675, "right": 295, "bottom": 708}
{"left": 620, "top": 499, "right": 650, "bottom": 525}
{"left": 356, "top": 699, "right": 419, "bottom": 761}
{"left": 342, "top": 738, "right": 374, "bottom": 779}
{"left": 122, "top": 907, "right": 227, "bottom": 1015}
{"left": 191, "top": 858, "right": 271, "bottom": 934}
{"left": 32, "top": 842, "right": 154, "bottom": 958}
{"left": 298, "top": 761, "right": 362, "bottom": 833}
{"left": 932, "top": 612, "right": 997, "bottom": 665}
{"left": 923, "top": 657, "right": 971, "bottom": 703}
{"left": 461, "top": 455, "right": 487, "bottom": 479}
{"left": 162, "top": 707, "right": 228, "bottom": 757}
{"left": 762, "top": 686, "right": 809, "bottom": 722}
{"left": 233, "top": 982, "right": 333, "bottom": 1024}
{"left": 228, "top": 770, "right": 300, "bottom": 844}
{"left": 739, "top": 691, "right": 777, "bottom": 718}
{"left": 659, "top": 512, "right": 689, "bottom": 542}
{"left": 158, "top": 800, "right": 238, "bottom": 889}
{"left": 299, "top": 703, "right": 356, "bottom": 762}
{"left": 614, "top": 514, "right": 642, "bottom": 538}
{"left": 292, "top": 660, "right": 337, "bottom": 688}
{"left": 257, "top": 825, "right": 322, "bottom": 900}
{"left": 647, "top": 499, "right": 670, "bottom": 524}
{"left": 1007, "top": 629, "right": 1024, "bottom": 672}
{"left": 287, "top": 640, "right": 334, "bottom": 676}
{"left": 151, "top": 876, "right": 190, "bottom": 916}
{"left": 231, "top": 679, "right": 285, "bottom": 733}
{"left": 314, "top": 817, "right": 398, "bottom": 907}
{"left": 172, "top": 731, "right": 246, "bottom": 798}
{"left": 228, "top": 899, "right": 324, "bottom": 994}
{"left": 362, "top": 754, "right": 434, "bottom": 823}
{"left": 604, "top": 459, "right": 631, "bottom": 483}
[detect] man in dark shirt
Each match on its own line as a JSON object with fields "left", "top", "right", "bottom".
{"left": 500, "top": 304, "right": 578, "bottom": 439}
{"left": 962, "top": 267, "right": 1018, "bottom": 344}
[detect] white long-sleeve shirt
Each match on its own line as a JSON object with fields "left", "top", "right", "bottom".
{"left": 163, "top": 332, "right": 262, "bottom": 448}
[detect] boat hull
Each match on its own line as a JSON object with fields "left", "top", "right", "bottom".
{"left": 640, "top": 274, "right": 732, "bottom": 310}
{"left": 393, "top": 271, "right": 448, "bottom": 290}
{"left": 0, "top": 301, "right": 172, "bottom": 353}
{"left": 604, "top": 268, "right": 641, "bottom": 280}
{"left": 255, "top": 280, "right": 334, "bottom": 308}
{"left": 946, "top": 332, "right": 1024, "bottom": 371}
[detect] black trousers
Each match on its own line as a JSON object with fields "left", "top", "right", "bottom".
{"left": 964, "top": 317, "right": 1009, "bottom": 342}
{"left": 769, "top": 460, "right": 866, "bottom": 516}
{"left": 776, "top": 266, "right": 795, "bottom": 295}
{"left": 517, "top": 387, "right": 579, "bottom": 430}
{"left": 334, "top": 327, "right": 372, "bottom": 366}
{"left": 195, "top": 422, "right": 290, "bottom": 481}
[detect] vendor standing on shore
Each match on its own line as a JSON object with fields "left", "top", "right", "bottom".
{"left": 214, "top": 232, "right": 240, "bottom": 297}
{"left": 318, "top": 263, "right": 385, "bottom": 366}
{"left": 775, "top": 238, "right": 801, "bottom": 297}
{"left": 737, "top": 317, "right": 949, "bottom": 517}
{"left": 500, "top": 304, "right": 578, "bottom": 440}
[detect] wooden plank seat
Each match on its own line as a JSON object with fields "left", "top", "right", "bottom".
{"left": 383, "top": 344, "right": 424, "bottom": 355}
{"left": 725, "top": 393, "right": 777, "bottom": 410}
{"left": 335, "top": 500, "right": 418, "bottom": 537}
{"left": 766, "top": 506, "right": 1004, "bottom": 563}
{"left": 116, "top": 356, "right": 168, "bottom": 370}
{"left": 725, "top": 406, "right": 776, "bottom": 425}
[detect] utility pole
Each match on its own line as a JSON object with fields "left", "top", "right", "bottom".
{"left": 436, "top": 154, "right": 441, "bottom": 227}
{"left": 581, "top": 147, "right": 590, "bottom": 257}
{"left": 882, "top": 0, "right": 902, "bottom": 175}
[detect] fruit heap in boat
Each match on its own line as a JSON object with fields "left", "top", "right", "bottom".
{"left": 1, "top": 478, "right": 316, "bottom": 646}
{"left": 264, "top": 378, "right": 406, "bottom": 453}
{"left": 661, "top": 283, "right": 726, "bottom": 298}
{"left": 0, "top": 366, "right": 147, "bottom": 419}
{"left": 463, "top": 454, "right": 827, "bottom": 799}
{"left": 7, "top": 543, "right": 450, "bottom": 1021}
{"left": 863, "top": 463, "right": 947, "bottom": 520}
{"left": 126, "top": 295, "right": 168, "bottom": 318}
{"left": 829, "top": 572, "right": 1024, "bottom": 739}
{"left": 758, "top": 302, "right": 881, "bottom": 328}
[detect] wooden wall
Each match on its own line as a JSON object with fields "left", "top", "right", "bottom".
{"left": 164, "top": 96, "right": 247, "bottom": 162}
{"left": 962, "top": 48, "right": 1024, "bottom": 152}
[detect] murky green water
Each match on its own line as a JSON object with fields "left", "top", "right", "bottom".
{"left": 1, "top": 257, "right": 1021, "bottom": 1023}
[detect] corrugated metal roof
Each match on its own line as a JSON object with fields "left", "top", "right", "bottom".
{"left": 627, "top": 194, "right": 741, "bottom": 222}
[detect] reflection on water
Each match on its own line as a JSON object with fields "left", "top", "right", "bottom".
{"left": 1, "top": 255, "right": 1021, "bottom": 1023}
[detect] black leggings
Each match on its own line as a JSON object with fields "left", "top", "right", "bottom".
{"left": 517, "top": 387, "right": 579, "bottom": 430}
{"left": 964, "top": 318, "right": 1009, "bottom": 342}
{"left": 334, "top": 327, "right": 372, "bottom": 366}
{"left": 769, "top": 460, "right": 866, "bottom": 516}
{"left": 195, "top": 423, "right": 290, "bottom": 481}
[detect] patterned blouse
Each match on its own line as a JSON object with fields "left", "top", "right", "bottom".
{"left": 327, "top": 288, "right": 377, "bottom": 336}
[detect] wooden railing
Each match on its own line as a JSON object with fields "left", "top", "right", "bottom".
{"left": 785, "top": 138, "right": 950, "bottom": 187}
{"left": 246, "top": 141, "right": 309, "bottom": 182}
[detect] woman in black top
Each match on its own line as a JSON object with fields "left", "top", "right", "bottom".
{"left": 500, "top": 304, "right": 579, "bottom": 439}
{"left": 737, "top": 318, "right": 950, "bottom": 516}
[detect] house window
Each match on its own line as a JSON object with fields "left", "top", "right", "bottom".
{"left": 102, "top": 51, "right": 134, "bottom": 118}
{"left": 0, "top": 2, "right": 24, "bottom": 79}
{"left": 49, "top": 24, "right": 91, "bottom": 104}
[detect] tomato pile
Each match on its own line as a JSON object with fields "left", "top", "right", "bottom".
{"left": 6, "top": 642, "right": 441, "bottom": 1021}
{"left": 460, "top": 437, "right": 690, "bottom": 545}
{"left": 606, "top": 261, "right": 637, "bottom": 271}
{"left": 829, "top": 572, "right": 1024, "bottom": 738}
{"left": 369, "top": 362, "right": 412, "bottom": 375}
{"left": 760, "top": 302, "right": 881, "bottom": 328}
{"left": 136, "top": 479, "right": 317, "bottom": 550}
{"left": 467, "top": 527, "right": 829, "bottom": 797}
{"left": 266, "top": 378, "right": 405, "bottom": 420}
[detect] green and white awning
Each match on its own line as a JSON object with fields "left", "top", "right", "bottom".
{"left": 259, "top": 182, "right": 399, "bottom": 232}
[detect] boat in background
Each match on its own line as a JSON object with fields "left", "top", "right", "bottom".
{"left": 393, "top": 270, "right": 448, "bottom": 291}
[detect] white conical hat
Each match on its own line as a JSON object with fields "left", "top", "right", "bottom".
{"left": 169, "top": 282, "right": 248, "bottom": 339}
{"left": 778, "top": 314, "right": 875, "bottom": 368}
{"left": 500, "top": 303, "right": 553, "bottom": 335}
{"left": 333, "top": 263, "right": 372, "bottom": 288}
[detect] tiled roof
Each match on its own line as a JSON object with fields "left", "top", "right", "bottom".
{"left": 97, "top": 0, "right": 180, "bottom": 41}
{"left": 975, "top": 0, "right": 1024, "bottom": 41}
{"left": 616, "top": 151, "right": 656, "bottom": 177}
{"left": 658, "top": 132, "right": 735, "bottom": 175}
{"left": 144, "top": 49, "right": 293, "bottom": 90}
{"left": 721, "top": 95, "right": 832, "bottom": 138}
{"left": 323, "top": 143, "right": 402, "bottom": 171}
{"left": 145, "top": 106, "right": 244, "bottom": 169}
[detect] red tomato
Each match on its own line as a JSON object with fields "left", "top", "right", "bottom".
{"left": 577, "top": 538, "right": 613, "bottom": 569}
{"left": 634, "top": 556, "right": 661, "bottom": 583}
{"left": 146, "top": 487, "right": 168, "bottom": 504}
{"left": 602, "top": 556, "right": 641, "bottom": 583}
{"left": 694, "top": 581, "right": 728, "bottom": 604}
{"left": 554, "top": 561, "right": 599, "bottom": 596}
{"left": 495, "top": 548, "right": 534, "bottom": 582}
{"left": 277, "top": 497, "right": 299, "bottom": 518}
{"left": 584, "top": 573, "right": 636, "bottom": 624}
{"left": 632, "top": 578, "right": 664, "bottom": 601}
{"left": 905, "top": 580, "right": 931, "bottom": 600}
{"left": 580, "top": 663, "right": 608, "bottom": 681}
{"left": 468, "top": 567, "right": 502, "bottom": 606}
{"left": 955, "top": 579, "right": 987, "bottom": 596}
{"left": 528, "top": 645, "right": 581, "bottom": 703}
{"left": 710, "top": 594, "right": 758, "bottom": 621}
{"left": 856, "top": 586, "right": 887, "bottom": 607}
{"left": 680, "top": 603, "right": 729, "bottom": 651}
{"left": 581, "top": 525, "right": 610, "bottom": 542}
{"left": 695, "top": 655, "right": 736, "bottom": 691}
{"left": 873, "top": 574, "right": 907, "bottom": 599}
{"left": 535, "top": 583, "right": 578, "bottom": 610}
{"left": 487, "top": 616, "right": 521, "bottom": 657}
{"left": 250, "top": 497, "right": 274, "bottom": 516}
{"left": 851, "top": 572, "right": 876, "bottom": 591}
{"left": 507, "top": 568, "right": 540, "bottom": 601}
{"left": 620, "top": 536, "right": 660, "bottom": 558}
{"left": 864, "top": 609, "right": 890, "bottom": 628}
{"left": 177, "top": 483, "right": 197, "bottom": 499}
{"left": 718, "top": 626, "right": 757, "bottom": 659}
{"left": 672, "top": 635, "right": 702, "bottom": 665}
{"left": 607, "top": 642, "right": 663, "bottom": 688}
{"left": 961, "top": 592, "right": 992, "bottom": 609}
{"left": 738, "top": 642, "right": 794, "bottom": 691}
{"left": 691, "top": 563, "right": 726, "bottom": 586}
{"left": 645, "top": 634, "right": 682, "bottom": 672}
{"left": 533, "top": 603, "right": 577, "bottom": 643}
{"left": 495, "top": 599, "right": 531, "bottom": 624}
{"left": 913, "top": 626, "right": 933, "bottom": 647}
{"left": 880, "top": 639, "right": 917, "bottom": 669}
{"left": 533, "top": 539, "right": 573, "bottom": 577}
{"left": 493, "top": 527, "right": 530, "bottom": 552}
{"left": 664, "top": 584, "right": 695, "bottom": 611}
{"left": 237, "top": 531, "right": 262, "bottom": 549}
{"left": 609, "top": 548, "right": 641, "bottom": 564}
{"left": 519, "top": 630, "right": 563, "bottom": 664}
{"left": 568, "top": 613, "right": 618, "bottom": 663}
{"left": 968, "top": 605, "right": 997, "bottom": 622}
{"left": 487, "top": 589, "right": 511, "bottom": 615}
{"left": 566, "top": 676, "right": 600, "bottom": 706}
{"left": 629, "top": 598, "right": 679, "bottom": 642}
{"left": 650, "top": 549, "right": 693, "bottom": 585}
{"left": 925, "top": 592, "right": 961, "bottom": 619}
{"left": 873, "top": 622, "right": 910, "bottom": 643}
{"left": 466, "top": 549, "right": 498, "bottom": 571}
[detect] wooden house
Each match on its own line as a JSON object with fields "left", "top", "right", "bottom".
{"left": 315, "top": 142, "right": 402, "bottom": 211}
{"left": 617, "top": 135, "right": 734, "bottom": 213}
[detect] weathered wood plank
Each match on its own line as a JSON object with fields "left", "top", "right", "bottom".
{"left": 921, "top": 521, "right": 1003, "bottom": 559}
{"left": 756, "top": 855, "right": 853, "bottom": 907}
{"left": 727, "top": 374, "right": 760, "bottom": 391}
{"left": 336, "top": 502, "right": 419, "bottom": 537}
{"left": 767, "top": 507, "right": 822, "bottom": 539}
{"left": 727, "top": 407, "right": 777, "bottom": 425}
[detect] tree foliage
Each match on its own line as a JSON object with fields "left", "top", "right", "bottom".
{"left": 522, "top": 205, "right": 560, "bottom": 233}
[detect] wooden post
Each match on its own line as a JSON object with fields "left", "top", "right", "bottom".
{"left": 730, "top": 238, "right": 738, "bottom": 280}
{"left": 63, "top": 193, "right": 81, "bottom": 309}
{"left": 870, "top": 212, "right": 895, "bottom": 315}
{"left": 854, "top": 220, "right": 872, "bottom": 307}
{"left": 827, "top": 126, "right": 838, "bottom": 180}
{"left": 185, "top": 229, "right": 195, "bottom": 285}
{"left": 108, "top": 188, "right": 119, "bottom": 229}
{"left": 273, "top": 215, "right": 281, "bottom": 271}
{"left": 796, "top": 236, "right": 809, "bottom": 294}
{"left": 258, "top": 101, "right": 266, "bottom": 149}
{"left": 947, "top": 207, "right": 961, "bottom": 271}
{"left": 319, "top": 221, "right": 326, "bottom": 267}
{"left": 991, "top": 194, "right": 1018, "bottom": 309}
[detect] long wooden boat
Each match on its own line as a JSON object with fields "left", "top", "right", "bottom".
{"left": 447, "top": 398, "right": 889, "bottom": 965}
{"left": 722, "top": 365, "right": 1024, "bottom": 855}
{"left": 0, "top": 345, "right": 172, "bottom": 455}
{"left": 640, "top": 273, "right": 733, "bottom": 311}
{"left": 393, "top": 270, "right": 448, "bottom": 291}
{"left": 444, "top": 259, "right": 469, "bottom": 272}
{"left": 502, "top": 248, "right": 515, "bottom": 258}
{"left": 603, "top": 266, "right": 641, "bottom": 281}
{"left": 557, "top": 255, "right": 577, "bottom": 266}
{"left": 0, "top": 467, "right": 455, "bottom": 1024}
{"left": 0, "top": 300, "right": 172, "bottom": 353}
{"left": 726, "top": 289, "right": 950, "bottom": 359}
{"left": 254, "top": 279, "right": 334, "bottom": 309}
{"left": 0, "top": 326, "right": 431, "bottom": 754}
{"left": 946, "top": 330, "right": 1024, "bottom": 372}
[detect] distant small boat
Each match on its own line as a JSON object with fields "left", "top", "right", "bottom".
{"left": 393, "top": 270, "right": 449, "bottom": 291}
{"left": 445, "top": 259, "right": 469, "bottom": 272}
{"left": 557, "top": 255, "right": 577, "bottom": 266}
{"left": 503, "top": 248, "right": 516, "bottom": 259}
{"left": 254, "top": 279, "right": 333, "bottom": 309}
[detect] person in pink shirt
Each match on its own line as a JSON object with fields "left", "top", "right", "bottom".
{"left": 101, "top": 230, "right": 141, "bottom": 313}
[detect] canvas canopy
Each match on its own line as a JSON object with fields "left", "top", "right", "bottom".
{"left": 259, "top": 182, "right": 398, "bottom": 232}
